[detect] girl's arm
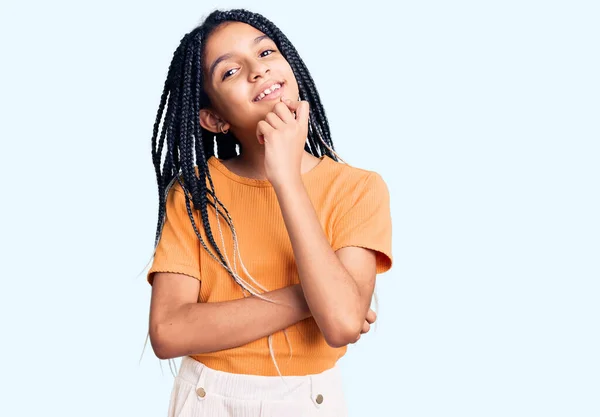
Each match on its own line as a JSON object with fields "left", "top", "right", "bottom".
{"left": 273, "top": 178, "right": 374, "bottom": 349}
{"left": 257, "top": 99, "right": 389, "bottom": 349}
{"left": 150, "top": 280, "right": 311, "bottom": 360}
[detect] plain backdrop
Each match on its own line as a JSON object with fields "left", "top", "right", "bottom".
{"left": 0, "top": 0, "right": 598, "bottom": 416}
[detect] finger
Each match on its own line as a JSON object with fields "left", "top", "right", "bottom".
{"left": 272, "top": 100, "right": 295, "bottom": 123}
{"left": 295, "top": 100, "right": 310, "bottom": 124}
{"left": 361, "top": 320, "right": 370, "bottom": 334}
{"left": 256, "top": 120, "right": 274, "bottom": 144}
{"left": 281, "top": 96, "right": 302, "bottom": 118}
{"left": 281, "top": 96, "right": 302, "bottom": 111}
{"left": 264, "top": 111, "right": 286, "bottom": 130}
{"left": 365, "top": 309, "right": 377, "bottom": 324}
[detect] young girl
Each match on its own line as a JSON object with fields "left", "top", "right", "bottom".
{"left": 145, "top": 8, "right": 393, "bottom": 417}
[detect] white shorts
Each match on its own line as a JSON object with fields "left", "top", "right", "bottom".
{"left": 167, "top": 356, "right": 348, "bottom": 416}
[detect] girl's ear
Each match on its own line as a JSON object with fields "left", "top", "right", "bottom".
{"left": 199, "top": 109, "right": 229, "bottom": 133}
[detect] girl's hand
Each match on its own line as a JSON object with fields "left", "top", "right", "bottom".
{"left": 292, "top": 283, "right": 377, "bottom": 343}
{"left": 352, "top": 308, "right": 377, "bottom": 344}
{"left": 255, "top": 96, "right": 310, "bottom": 188}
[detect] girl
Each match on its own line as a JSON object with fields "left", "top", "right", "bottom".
{"left": 144, "top": 8, "right": 393, "bottom": 417}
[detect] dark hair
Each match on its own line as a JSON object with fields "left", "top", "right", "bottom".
{"left": 150, "top": 8, "right": 342, "bottom": 293}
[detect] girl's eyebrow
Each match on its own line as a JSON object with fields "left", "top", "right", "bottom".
{"left": 208, "top": 34, "right": 271, "bottom": 80}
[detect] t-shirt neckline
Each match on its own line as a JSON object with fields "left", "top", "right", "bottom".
{"left": 208, "top": 154, "right": 329, "bottom": 187}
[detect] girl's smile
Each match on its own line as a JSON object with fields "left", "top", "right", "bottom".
{"left": 253, "top": 81, "right": 285, "bottom": 103}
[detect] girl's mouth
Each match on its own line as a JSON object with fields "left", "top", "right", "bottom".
{"left": 253, "top": 82, "right": 285, "bottom": 102}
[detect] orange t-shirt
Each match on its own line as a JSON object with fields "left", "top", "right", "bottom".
{"left": 147, "top": 154, "right": 393, "bottom": 376}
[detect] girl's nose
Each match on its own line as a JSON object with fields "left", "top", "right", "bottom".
{"left": 249, "top": 62, "right": 270, "bottom": 80}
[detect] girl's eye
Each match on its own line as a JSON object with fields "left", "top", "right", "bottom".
{"left": 222, "top": 68, "right": 237, "bottom": 80}
{"left": 260, "top": 49, "right": 276, "bottom": 57}
{"left": 222, "top": 49, "right": 277, "bottom": 80}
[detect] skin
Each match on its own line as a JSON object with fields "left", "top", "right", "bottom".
{"left": 149, "top": 22, "right": 378, "bottom": 359}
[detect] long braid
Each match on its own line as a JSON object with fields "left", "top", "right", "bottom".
{"left": 151, "top": 41, "right": 184, "bottom": 246}
{"left": 143, "top": 8, "right": 353, "bottom": 378}
{"left": 178, "top": 31, "right": 234, "bottom": 275}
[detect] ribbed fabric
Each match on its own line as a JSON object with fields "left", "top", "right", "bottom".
{"left": 147, "top": 154, "right": 393, "bottom": 376}
{"left": 168, "top": 356, "right": 347, "bottom": 416}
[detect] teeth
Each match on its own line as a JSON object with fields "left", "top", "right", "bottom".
{"left": 255, "top": 83, "right": 281, "bottom": 101}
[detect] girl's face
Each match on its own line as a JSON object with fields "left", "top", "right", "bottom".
{"left": 200, "top": 22, "right": 300, "bottom": 145}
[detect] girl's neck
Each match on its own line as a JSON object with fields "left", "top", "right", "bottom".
{"left": 219, "top": 150, "right": 321, "bottom": 181}
{"left": 222, "top": 151, "right": 267, "bottom": 181}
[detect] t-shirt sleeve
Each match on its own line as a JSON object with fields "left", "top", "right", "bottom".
{"left": 331, "top": 172, "right": 393, "bottom": 274}
{"left": 147, "top": 182, "right": 202, "bottom": 286}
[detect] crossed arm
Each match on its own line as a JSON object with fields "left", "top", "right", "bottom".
{"left": 149, "top": 278, "right": 376, "bottom": 359}
{"left": 149, "top": 177, "right": 380, "bottom": 358}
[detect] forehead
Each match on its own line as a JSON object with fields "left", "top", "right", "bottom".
{"left": 204, "top": 22, "right": 269, "bottom": 61}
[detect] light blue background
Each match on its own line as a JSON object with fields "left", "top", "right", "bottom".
{"left": 1, "top": 0, "right": 598, "bottom": 416}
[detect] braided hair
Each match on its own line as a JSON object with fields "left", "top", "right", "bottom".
{"left": 143, "top": 8, "right": 350, "bottom": 378}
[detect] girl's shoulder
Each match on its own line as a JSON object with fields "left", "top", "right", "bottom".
{"left": 322, "top": 155, "right": 388, "bottom": 190}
